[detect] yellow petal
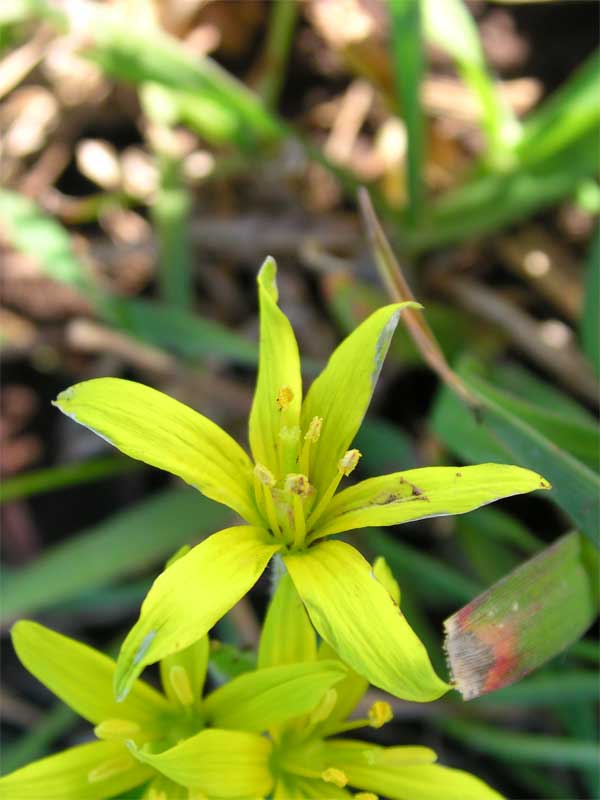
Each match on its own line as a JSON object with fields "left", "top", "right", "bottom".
{"left": 249, "top": 257, "right": 302, "bottom": 473}
{"left": 128, "top": 729, "right": 273, "bottom": 798}
{"left": 11, "top": 621, "right": 168, "bottom": 726}
{"left": 301, "top": 303, "right": 414, "bottom": 499}
{"left": 284, "top": 541, "right": 449, "bottom": 702}
{"left": 203, "top": 660, "right": 346, "bottom": 731}
{"left": 258, "top": 572, "right": 317, "bottom": 668}
{"left": 312, "top": 464, "right": 550, "bottom": 539}
{"left": 115, "top": 526, "right": 280, "bottom": 701}
{"left": 0, "top": 740, "right": 151, "bottom": 799}
{"left": 54, "top": 378, "right": 259, "bottom": 522}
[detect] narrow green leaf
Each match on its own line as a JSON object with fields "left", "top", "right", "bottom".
{"left": 0, "top": 189, "right": 94, "bottom": 296}
{"left": 582, "top": 225, "right": 599, "bottom": 375}
{"left": 0, "top": 457, "right": 137, "bottom": 505}
{"left": 423, "top": 0, "right": 517, "bottom": 163}
{"left": 517, "top": 50, "right": 600, "bottom": 166}
{"left": 432, "top": 357, "right": 600, "bottom": 545}
{"left": 0, "top": 487, "right": 232, "bottom": 621}
{"left": 0, "top": 705, "right": 76, "bottom": 776}
{"left": 441, "top": 719, "right": 599, "bottom": 769}
{"left": 444, "top": 532, "right": 598, "bottom": 699}
{"left": 107, "top": 296, "right": 259, "bottom": 366}
{"left": 150, "top": 151, "right": 192, "bottom": 310}
{"left": 366, "top": 528, "right": 481, "bottom": 606}
{"left": 388, "top": 0, "right": 425, "bottom": 222}
{"left": 408, "top": 130, "right": 598, "bottom": 252}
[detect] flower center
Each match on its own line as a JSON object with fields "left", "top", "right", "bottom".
{"left": 253, "top": 389, "right": 361, "bottom": 548}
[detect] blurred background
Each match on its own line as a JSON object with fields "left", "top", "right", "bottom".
{"left": 0, "top": 1, "right": 598, "bottom": 798}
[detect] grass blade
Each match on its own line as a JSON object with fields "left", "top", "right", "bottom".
{"left": 1, "top": 488, "right": 233, "bottom": 621}
{"left": 441, "top": 719, "right": 599, "bottom": 769}
{"left": 582, "top": 225, "right": 599, "bottom": 375}
{"left": 423, "top": 0, "right": 518, "bottom": 164}
{"left": 0, "top": 457, "right": 137, "bottom": 504}
{"left": 444, "top": 532, "right": 598, "bottom": 699}
{"left": 388, "top": 0, "right": 425, "bottom": 223}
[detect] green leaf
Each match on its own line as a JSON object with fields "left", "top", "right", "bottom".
{"left": 0, "top": 456, "right": 137, "bottom": 505}
{"left": 312, "top": 464, "right": 549, "bottom": 540}
{"left": 408, "top": 129, "right": 598, "bottom": 252}
{"left": 203, "top": 660, "right": 346, "bottom": 732}
{"left": 54, "top": 377, "right": 259, "bottom": 523}
{"left": 365, "top": 528, "right": 481, "bottom": 607}
{"left": 284, "top": 540, "right": 449, "bottom": 702}
{"left": 582, "top": 225, "right": 599, "bottom": 374}
{"left": 517, "top": 50, "right": 600, "bottom": 166}
{"left": 107, "top": 296, "right": 259, "bottom": 366}
{"left": 114, "top": 526, "right": 280, "bottom": 701}
{"left": 249, "top": 257, "right": 302, "bottom": 473}
{"left": 86, "top": 7, "right": 283, "bottom": 149}
{"left": 441, "top": 719, "right": 600, "bottom": 769}
{"left": 0, "top": 189, "right": 93, "bottom": 296}
{"left": 1, "top": 487, "right": 231, "bottom": 621}
{"left": 423, "top": 0, "right": 517, "bottom": 164}
{"left": 11, "top": 621, "right": 168, "bottom": 726}
{"left": 432, "top": 357, "right": 600, "bottom": 545}
{"left": 444, "top": 532, "right": 598, "bottom": 699}
{"left": 388, "top": 0, "right": 425, "bottom": 221}
{"left": 127, "top": 729, "right": 273, "bottom": 797}
{"left": 0, "top": 740, "right": 151, "bottom": 800}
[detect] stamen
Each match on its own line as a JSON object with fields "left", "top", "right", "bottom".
{"left": 285, "top": 474, "right": 313, "bottom": 548}
{"left": 307, "top": 449, "right": 362, "bottom": 531}
{"left": 322, "top": 767, "right": 347, "bottom": 788}
{"left": 276, "top": 386, "right": 294, "bottom": 410}
{"left": 299, "top": 415, "right": 323, "bottom": 474}
{"left": 368, "top": 700, "right": 393, "bottom": 728}
{"left": 339, "top": 448, "right": 361, "bottom": 475}
{"left": 254, "top": 464, "right": 281, "bottom": 538}
{"left": 188, "top": 791, "right": 209, "bottom": 800}
{"left": 88, "top": 756, "right": 132, "bottom": 783}
{"left": 356, "top": 794, "right": 378, "bottom": 800}
{"left": 168, "top": 665, "right": 195, "bottom": 706}
{"left": 94, "top": 718, "right": 140, "bottom": 741}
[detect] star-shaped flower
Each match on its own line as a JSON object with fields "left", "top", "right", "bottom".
{"left": 0, "top": 612, "right": 347, "bottom": 799}
{"left": 141, "top": 561, "right": 504, "bottom": 800}
{"left": 54, "top": 257, "right": 549, "bottom": 703}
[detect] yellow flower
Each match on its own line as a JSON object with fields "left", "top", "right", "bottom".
{"left": 141, "top": 564, "right": 505, "bottom": 800}
{"left": 0, "top": 612, "right": 347, "bottom": 799}
{"left": 54, "top": 257, "right": 549, "bottom": 704}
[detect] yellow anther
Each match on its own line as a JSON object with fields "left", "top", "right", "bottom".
{"left": 276, "top": 386, "right": 294, "bottom": 410}
{"left": 368, "top": 700, "right": 393, "bottom": 728}
{"left": 356, "top": 794, "right": 378, "bottom": 800}
{"left": 88, "top": 756, "right": 132, "bottom": 783}
{"left": 322, "top": 767, "right": 347, "bottom": 787}
{"left": 339, "top": 449, "right": 361, "bottom": 476}
{"left": 304, "top": 416, "right": 323, "bottom": 443}
{"left": 254, "top": 463, "right": 276, "bottom": 486}
{"left": 284, "top": 473, "right": 313, "bottom": 497}
{"left": 148, "top": 790, "right": 167, "bottom": 800}
{"left": 94, "top": 718, "right": 141, "bottom": 741}
{"left": 168, "top": 664, "right": 195, "bottom": 706}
